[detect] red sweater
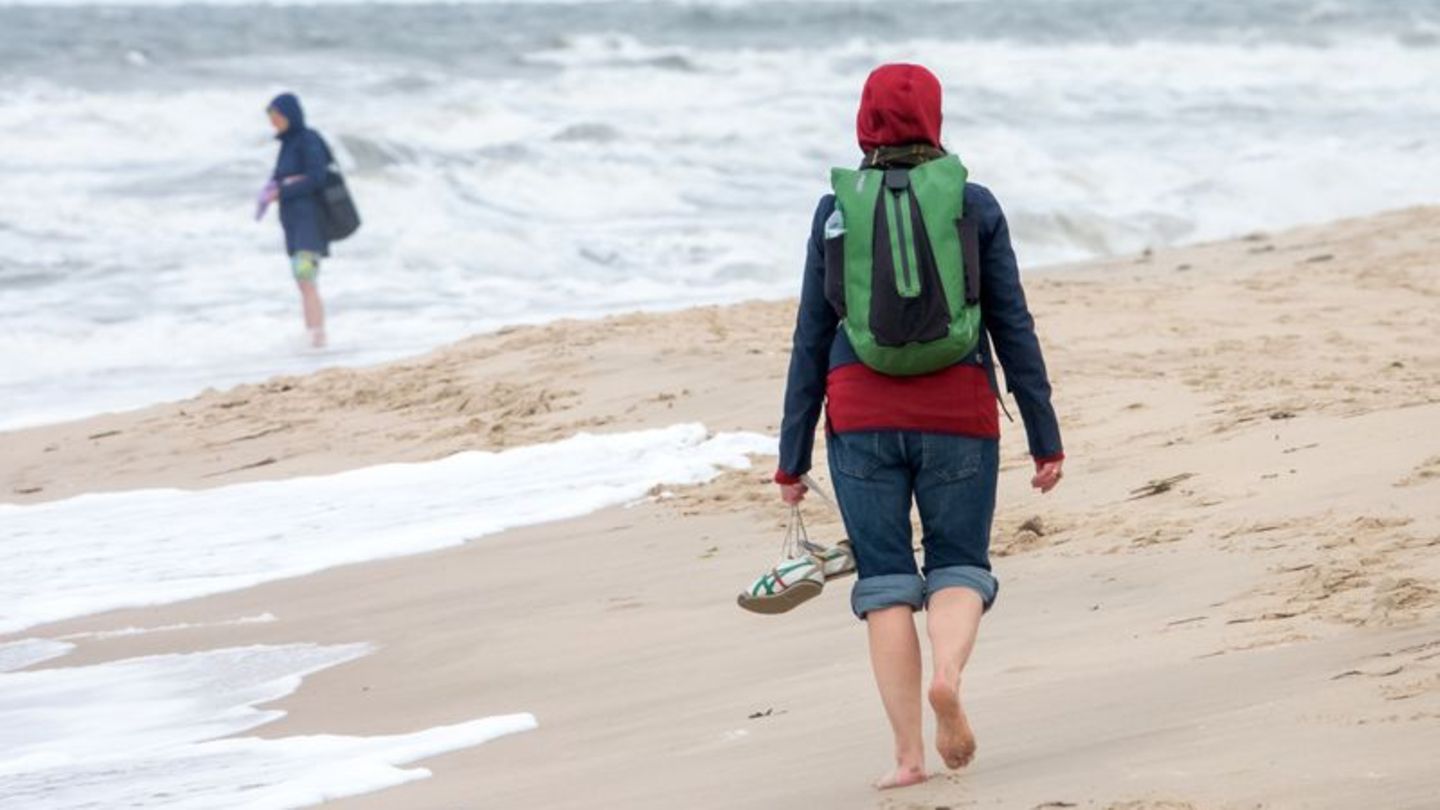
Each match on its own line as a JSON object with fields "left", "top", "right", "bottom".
{"left": 774, "top": 363, "right": 1062, "bottom": 485}
{"left": 827, "top": 362, "right": 998, "bottom": 436}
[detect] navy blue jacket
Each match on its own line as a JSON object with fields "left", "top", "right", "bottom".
{"left": 269, "top": 93, "right": 331, "bottom": 257}
{"left": 778, "top": 183, "right": 1063, "bottom": 478}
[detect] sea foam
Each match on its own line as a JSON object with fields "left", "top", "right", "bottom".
{"left": 0, "top": 424, "right": 771, "bottom": 634}
{"left": 0, "top": 642, "right": 537, "bottom": 808}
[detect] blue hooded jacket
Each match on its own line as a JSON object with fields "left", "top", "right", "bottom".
{"left": 777, "top": 183, "right": 1063, "bottom": 479}
{"left": 269, "top": 92, "right": 331, "bottom": 257}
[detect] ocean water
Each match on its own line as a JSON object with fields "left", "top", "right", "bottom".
{"left": 0, "top": 423, "right": 760, "bottom": 807}
{"left": 1, "top": 0, "right": 1438, "bottom": 426}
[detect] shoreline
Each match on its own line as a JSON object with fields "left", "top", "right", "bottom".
{"left": 4, "top": 205, "right": 1439, "bottom": 808}
{"left": 6, "top": 205, "right": 1435, "bottom": 507}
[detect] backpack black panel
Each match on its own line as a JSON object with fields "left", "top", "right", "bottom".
{"left": 869, "top": 186, "right": 950, "bottom": 348}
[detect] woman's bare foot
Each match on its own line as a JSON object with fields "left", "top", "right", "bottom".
{"left": 873, "top": 763, "right": 928, "bottom": 790}
{"left": 928, "top": 678, "right": 977, "bottom": 769}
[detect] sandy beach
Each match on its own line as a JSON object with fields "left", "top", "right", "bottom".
{"left": 4, "top": 206, "right": 1439, "bottom": 808}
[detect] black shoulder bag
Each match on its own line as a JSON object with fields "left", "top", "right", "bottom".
{"left": 316, "top": 134, "right": 361, "bottom": 241}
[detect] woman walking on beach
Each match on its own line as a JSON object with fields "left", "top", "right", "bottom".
{"left": 775, "top": 63, "right": 1064, "bottom": 789}
{"left": 260, "top": 92, "right": 331, "bottom": 348}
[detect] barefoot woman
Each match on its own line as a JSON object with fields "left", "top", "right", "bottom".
{"left": 775, "top": 64, "right": 1064, "bottom": 789}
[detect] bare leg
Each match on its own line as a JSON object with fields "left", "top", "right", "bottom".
{"left": 926, "top": 587, "right": 984, "bottom": 769}
{"left": 297, "top": 280, "right": 326, "bottom": 347}
{"left": 866, "top": 605, "right": 928, "bottom": 789}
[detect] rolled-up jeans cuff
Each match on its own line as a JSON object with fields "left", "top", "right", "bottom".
{"left": 851, "top": 574, "right": 925, "bottom": 619}
{"left": 925, "top": 565, "right": 999, "bottom": 612}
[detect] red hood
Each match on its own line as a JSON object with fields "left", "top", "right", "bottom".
{"left": 856, "top": 63, "right": 943, "bottom": 153}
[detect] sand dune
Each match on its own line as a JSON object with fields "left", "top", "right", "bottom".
{"left": 3, "top": 207, "right": 1438, "bottom": 808}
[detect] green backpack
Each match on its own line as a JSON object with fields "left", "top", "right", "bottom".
{"left": 824, "top": 152, "right": 981, "bottom": 376}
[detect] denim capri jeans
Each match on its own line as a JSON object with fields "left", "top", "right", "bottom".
{"left": 827, "top": 430, "right": 1000, "bottom": 619}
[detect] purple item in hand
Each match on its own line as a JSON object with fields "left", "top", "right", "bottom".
{"left": 254, "top": 180, "right": 278, "bottom": 221}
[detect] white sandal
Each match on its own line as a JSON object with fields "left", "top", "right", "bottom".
{"left": 736, "top": 554, "right": 826, "bottom": 614}
{"left": 736, "top": 496, "right": 854, "bottom": 615}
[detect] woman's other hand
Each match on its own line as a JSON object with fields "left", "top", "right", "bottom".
{"left": 1032, "top": 459, "right": 1064, "bottom": 494}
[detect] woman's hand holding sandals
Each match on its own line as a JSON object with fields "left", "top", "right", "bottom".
{"left": 778, "top": 481, "right": 808, "bottom": 505}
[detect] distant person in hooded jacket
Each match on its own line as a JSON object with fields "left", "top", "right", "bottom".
{"left": 258, "top": 92, "right": 331, "bottom": 348}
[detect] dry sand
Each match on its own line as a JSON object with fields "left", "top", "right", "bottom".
{"left": 4, "top": 207, "right": 1439, "bottom": 809}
